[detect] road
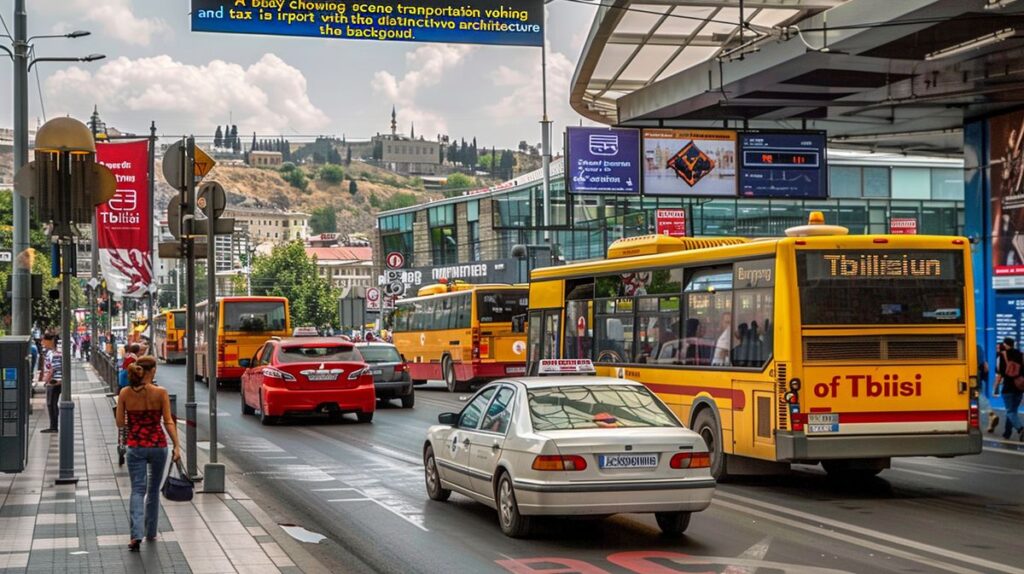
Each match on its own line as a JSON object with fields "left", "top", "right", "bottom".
{"left": 155, "top": 363, "right": 1024, "bottom": 574}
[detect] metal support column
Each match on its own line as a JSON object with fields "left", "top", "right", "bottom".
{"left": 56, "top": 152, "right": 78, "bottom": 485}
{"left": 12, "top": 0, "right": 31, "bottom": 337}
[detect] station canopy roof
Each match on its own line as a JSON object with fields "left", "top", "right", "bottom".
{"left": 571, "top": 0, "right": 1024, "bottom": 155}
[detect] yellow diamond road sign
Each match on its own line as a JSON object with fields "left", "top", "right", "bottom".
{"left": 194, "top": 146, "right": 216, "bottom": 179}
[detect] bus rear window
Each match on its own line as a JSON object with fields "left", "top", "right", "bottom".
{"left": 223, "top": 302, "right": 288, "bottom": 332}
{"left": 477, "top": 291, "right": 528, "bottom": 324}
{"left": 797, "top": 251, "right": 965, "bottom": 325}
{"left": 172, "top": 312, "right": 185, "bottom": 329}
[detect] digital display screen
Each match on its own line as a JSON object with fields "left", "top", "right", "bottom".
{"left": 643, "top": 129, "right": 737, "bottom": 197}
{"left": 566, "top": 127, "right": 642, "bottom": 195}
{"left": 739, "top": 131, "right": 827, "bottom": 198}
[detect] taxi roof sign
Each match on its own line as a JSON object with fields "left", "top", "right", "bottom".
{"left": 537, "top": 359, "right": 596, "bottom": 376}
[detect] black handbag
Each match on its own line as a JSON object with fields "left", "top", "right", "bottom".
{"left": 162, "top": 459, "right": 195, "bottom": 502}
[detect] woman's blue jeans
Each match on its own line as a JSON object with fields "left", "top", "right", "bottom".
{"left": 127, "top": 447, "right": 168, "bottom": 540}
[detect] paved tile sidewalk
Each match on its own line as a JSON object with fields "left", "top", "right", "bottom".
{"left": 0, "top": 360, "right": 319, "bottom": 574}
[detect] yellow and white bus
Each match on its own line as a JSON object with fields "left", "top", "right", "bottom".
{"left": 153, "top": 309, "right": 186, "bottom": 364}
{"left": 527, "top": 215, "right": 982, "bottom": 479}
{"left": 196, "top": 296, "right": 291, "bottom": 383}
{"left": 392, "top": 282, "right": 529, "bottom": 392}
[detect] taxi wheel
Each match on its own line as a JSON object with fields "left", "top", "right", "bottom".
{"left": 240, "top": 387, "right": 255, "bottom": 416}
{"left": 258, "top": 395, "right": 278, "bottom": 426}
{"left": 401, "top": 393, "right": 415, "bottom": 409}
{"left": 655, "top": 511, "right": 692, "bottom": 535}
{"left": 694, "top": 410, "right": 726, "bottom": 480}
{"left": 423, "top": 445, "right": 451, "bottom": 502}
{"left": 443, "top": 357, "right": 458, "bottom": 392}
{"left": 496, "top": 472, "right": 532, "bottom": 538}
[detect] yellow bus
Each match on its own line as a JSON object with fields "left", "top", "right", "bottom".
{"left": 153, "top": 309, "right": 186, "bottom": 364}
{"left": 196, "top": 296, "right": 291, "bottom": 383}
{"left": 392, "top": 282, "right": 529, "bottom": 392}
{"left": 528, "top": 215, "right": 982, "bottom": 479}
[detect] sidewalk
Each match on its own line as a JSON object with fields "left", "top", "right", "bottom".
{"left": 0, "top": 360, "right": 322, "bottom": 573}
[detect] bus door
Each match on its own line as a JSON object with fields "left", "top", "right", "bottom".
{"left": 731, "top": 380, "right": 777, "bottom": 459}
{"left": 526, "top": 309, "right": 562, "bottom": 376}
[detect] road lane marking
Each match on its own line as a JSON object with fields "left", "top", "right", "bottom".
{"left": 889, "top": 467, "right": 957, "bottom": 480}
{"left": 312, "top": 488, "right": 358, "bottom": 492}
{"left": 984, "top": 446, "right": 1024, "bottom": 457}
{"left": 712, "top": 498, "right": 976, "bottom": 574}
{"left": 328, "top": 498, "right": 371, "bottom": 503}
{"left": 901, "top": 458, "right": 1021, "bottom": 475}
{"left": 715, "top": 491, "right": 1024, "bottom": 574}
{"left": 260, "top": 456, "right": 298, "bottom": 460}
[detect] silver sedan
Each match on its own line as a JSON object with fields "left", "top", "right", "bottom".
{"left": 423, "top": 376, "right": 715, "bottom": 537}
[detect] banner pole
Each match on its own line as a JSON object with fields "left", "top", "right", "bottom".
{"left": 147, "top": 122, "right": 156, "bottom": 343}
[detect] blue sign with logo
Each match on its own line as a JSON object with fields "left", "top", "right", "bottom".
{"left": 191, "top": 0, "right": 544, "bottom": 48}
{"left": 566, "top": 127, "right": 642, "bottom": 195}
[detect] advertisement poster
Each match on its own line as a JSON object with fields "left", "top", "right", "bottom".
{"left": 889, "top": 218, "right": 918, "bottom": 235}
{"left": 995, "top": 294, "right": 1024, "bottom": 347}
{"left": 191, "top": 0, "right": 544, "bottom": 47}
{"left": 566, "top": 127, "right": 641, "bottom": 194}
{"left": 739, "top": 131, "right": 827, "bottom": 198}
{"left": 991, "top": 108, "right": 1024, "bottom": 284}
{"left": 95, "top": 141, "right": 153, "bottom": 298}
{"left": 655, "top": 209, "right": 687, "bottom": 237}
{"left": 643, "top": 129, "right": 736, "bottom": 196}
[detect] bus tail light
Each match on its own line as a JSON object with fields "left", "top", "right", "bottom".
{"left": 472, "top": 328, "right": 481, "bottom": 360}
{"left": 670, "top": 452, "right": 711, "bottom": 469}
{"left": 532, "top": 455, "right": 587, "bottom": 471}
{"left": 262, "top": 367, "right": 295, "bottom": 382}
{"left": 791, "top": 412, "right": 806, "bottom": 432}
{"left": 969, "top": 402, "right": 979, "bottom": 429}
{"left": 479, "top": 338, "right": 491, "bottom": 359}
{"left": 218, "top": 346, "right": 226, "bottom": 362}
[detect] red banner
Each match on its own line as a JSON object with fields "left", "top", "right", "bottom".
{"left": 95, "top": 141, "right": 152, "bottom": 298}
{"left": 655, "top": 209, "right": 687, "bottom": 238}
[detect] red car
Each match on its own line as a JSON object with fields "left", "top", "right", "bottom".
{"left": 239, "top": 338, "right": 375, "bottom": 425}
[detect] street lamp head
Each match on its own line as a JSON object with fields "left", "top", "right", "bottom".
{"left": 35, "top": 117, "right": 96, "bottom": 153}
{"left": 66, "top": 30, "right": 91, "bottom": 39}
{"left": 82, "top": 53, "right": 105, "bottom": 62}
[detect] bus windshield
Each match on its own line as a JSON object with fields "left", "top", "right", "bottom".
{"left": 172, "top": 311, "right": 185, "bottom": 328}
{"left": 223, "top": 301, "right": 288, "bottom": 332}
{"left": 797, "top": 250, "right": 965, "bottom": 325}
{"left": 477, "top": 290, "right": 528, "bottom": 324}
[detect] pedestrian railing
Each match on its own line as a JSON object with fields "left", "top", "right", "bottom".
{"left": 93, "top": 351, "right": 118, "bottom": 393}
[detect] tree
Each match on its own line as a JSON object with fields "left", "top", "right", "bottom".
{"left": 500, "top": 150, "right": 516, "bottom": 180}
{"left": 309, "top": 207, "right": 338, "bottom": 234}
{"left": 230, "top": 125, "right": 239, "bottom": 152}
{"left": 444, "top": 173, "right": 475, "bottom": 197}
{"left": 319, "top": 164, "right": 345, "bottom": 185}
{"left": 282, "top": 168, "right": 308, "bottom": 191}
{"left": 214, "top": 126, "right": 223, "bottom": 149}
{"left": 349, "top": 180, "right": 358, "bottom": 195}
{"left": 345, "top": 146, "right": 352, "bottom": 166}
{"left": 447, "top": 141, "right": 457, "bottom": 164}
{"left": 250, "top": 242, "right": 339, "bottom": 329}
{"left": 379, "top": 191, "right": 418, "bottom": 211}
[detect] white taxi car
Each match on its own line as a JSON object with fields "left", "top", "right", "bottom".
{"left": 422, "top": 361, "right": 715, "bottom": 537}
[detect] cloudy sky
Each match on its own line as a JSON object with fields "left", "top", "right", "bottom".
{"left": 0, "top": 0, "right": 598, "bottom": 149}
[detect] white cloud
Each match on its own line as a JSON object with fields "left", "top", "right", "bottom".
{"left": 48, "top": 0, "right": 168, "bottom": 46}
{"left": 44, "top": 54, "right": 329, "bottom": 134}
{"left": 483, "top": 42, "right": 586, "bottom": 144}
{"left": 371, "top": 44, "right": 474, "bottom": 137}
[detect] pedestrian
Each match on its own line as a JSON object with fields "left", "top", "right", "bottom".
{"left": 115, "top": 356, "right": 180, "bottom": 552}
{"left": 40, "top": 332, "right": 62, "bottom": 433}
{"left": 82, "top": 333, "right": 91, "bottom": 362}
{"left": 118, "top": 344, "right": 141, "bottom": 390}
{"left": 980, "top": 344, "right": 1000, "bottom": 433}
{"left": 996, "top": 337, "right": 1024, "bottom": 440}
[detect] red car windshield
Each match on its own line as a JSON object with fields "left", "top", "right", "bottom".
{"left": 277, "top": 345, "right": 362, "bottom": 364}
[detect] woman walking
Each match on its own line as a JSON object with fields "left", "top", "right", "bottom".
{"left": 115, "top": 356, "right": 181, "bottom": 551}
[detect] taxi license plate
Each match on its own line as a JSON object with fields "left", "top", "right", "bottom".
{"left": 370, "top": 369, "right": 383, "bottom": 376}
{"left": 598, "top": 453, "right": 658, "bottom": 469}
{"left": 807, "top": 413, "right": 839, "bottom": 434}
{"left": 505, "top": 366, "right": 526, "bottom": 375}
{"left": 307, "top": 373, "right": 338, "bottom": 382}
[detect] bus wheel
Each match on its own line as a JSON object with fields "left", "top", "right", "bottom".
{"left": 693, "top": 409, "right": 726, "bottom": 480}
{"left": 443, "top": 357, "right": 458, "bottom": 392}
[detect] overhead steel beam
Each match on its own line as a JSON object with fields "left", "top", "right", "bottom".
{"left": 637, "top": 0, "right": 844, "bottom": 8}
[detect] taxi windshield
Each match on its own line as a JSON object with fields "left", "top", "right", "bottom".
{"left": 527, "top": 385, "right": 680, "bottom": 431}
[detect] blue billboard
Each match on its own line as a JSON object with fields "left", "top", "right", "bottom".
{"left": 739, "top": 131, "right": 828, "bottom": 198}
{"left": 191, "top": 0, "right": 544, "bottom": 47}
{"left": 566, "top": 127, "right": 642, "bottom": 195}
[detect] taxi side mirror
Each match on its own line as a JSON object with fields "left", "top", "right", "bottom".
{"left": 239, "top": 359, "right": 251, "bottom": 368}
{"left": 438, "top": 412, "right": 458, "bottom": 426}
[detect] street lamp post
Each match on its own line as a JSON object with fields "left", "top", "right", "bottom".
{"left": 5, "top": 0, "right": 101, "bottom": 338}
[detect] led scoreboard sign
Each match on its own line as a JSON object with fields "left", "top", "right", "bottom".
{"left": 739, "top": 131, "right": 827, "bottom": 198}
